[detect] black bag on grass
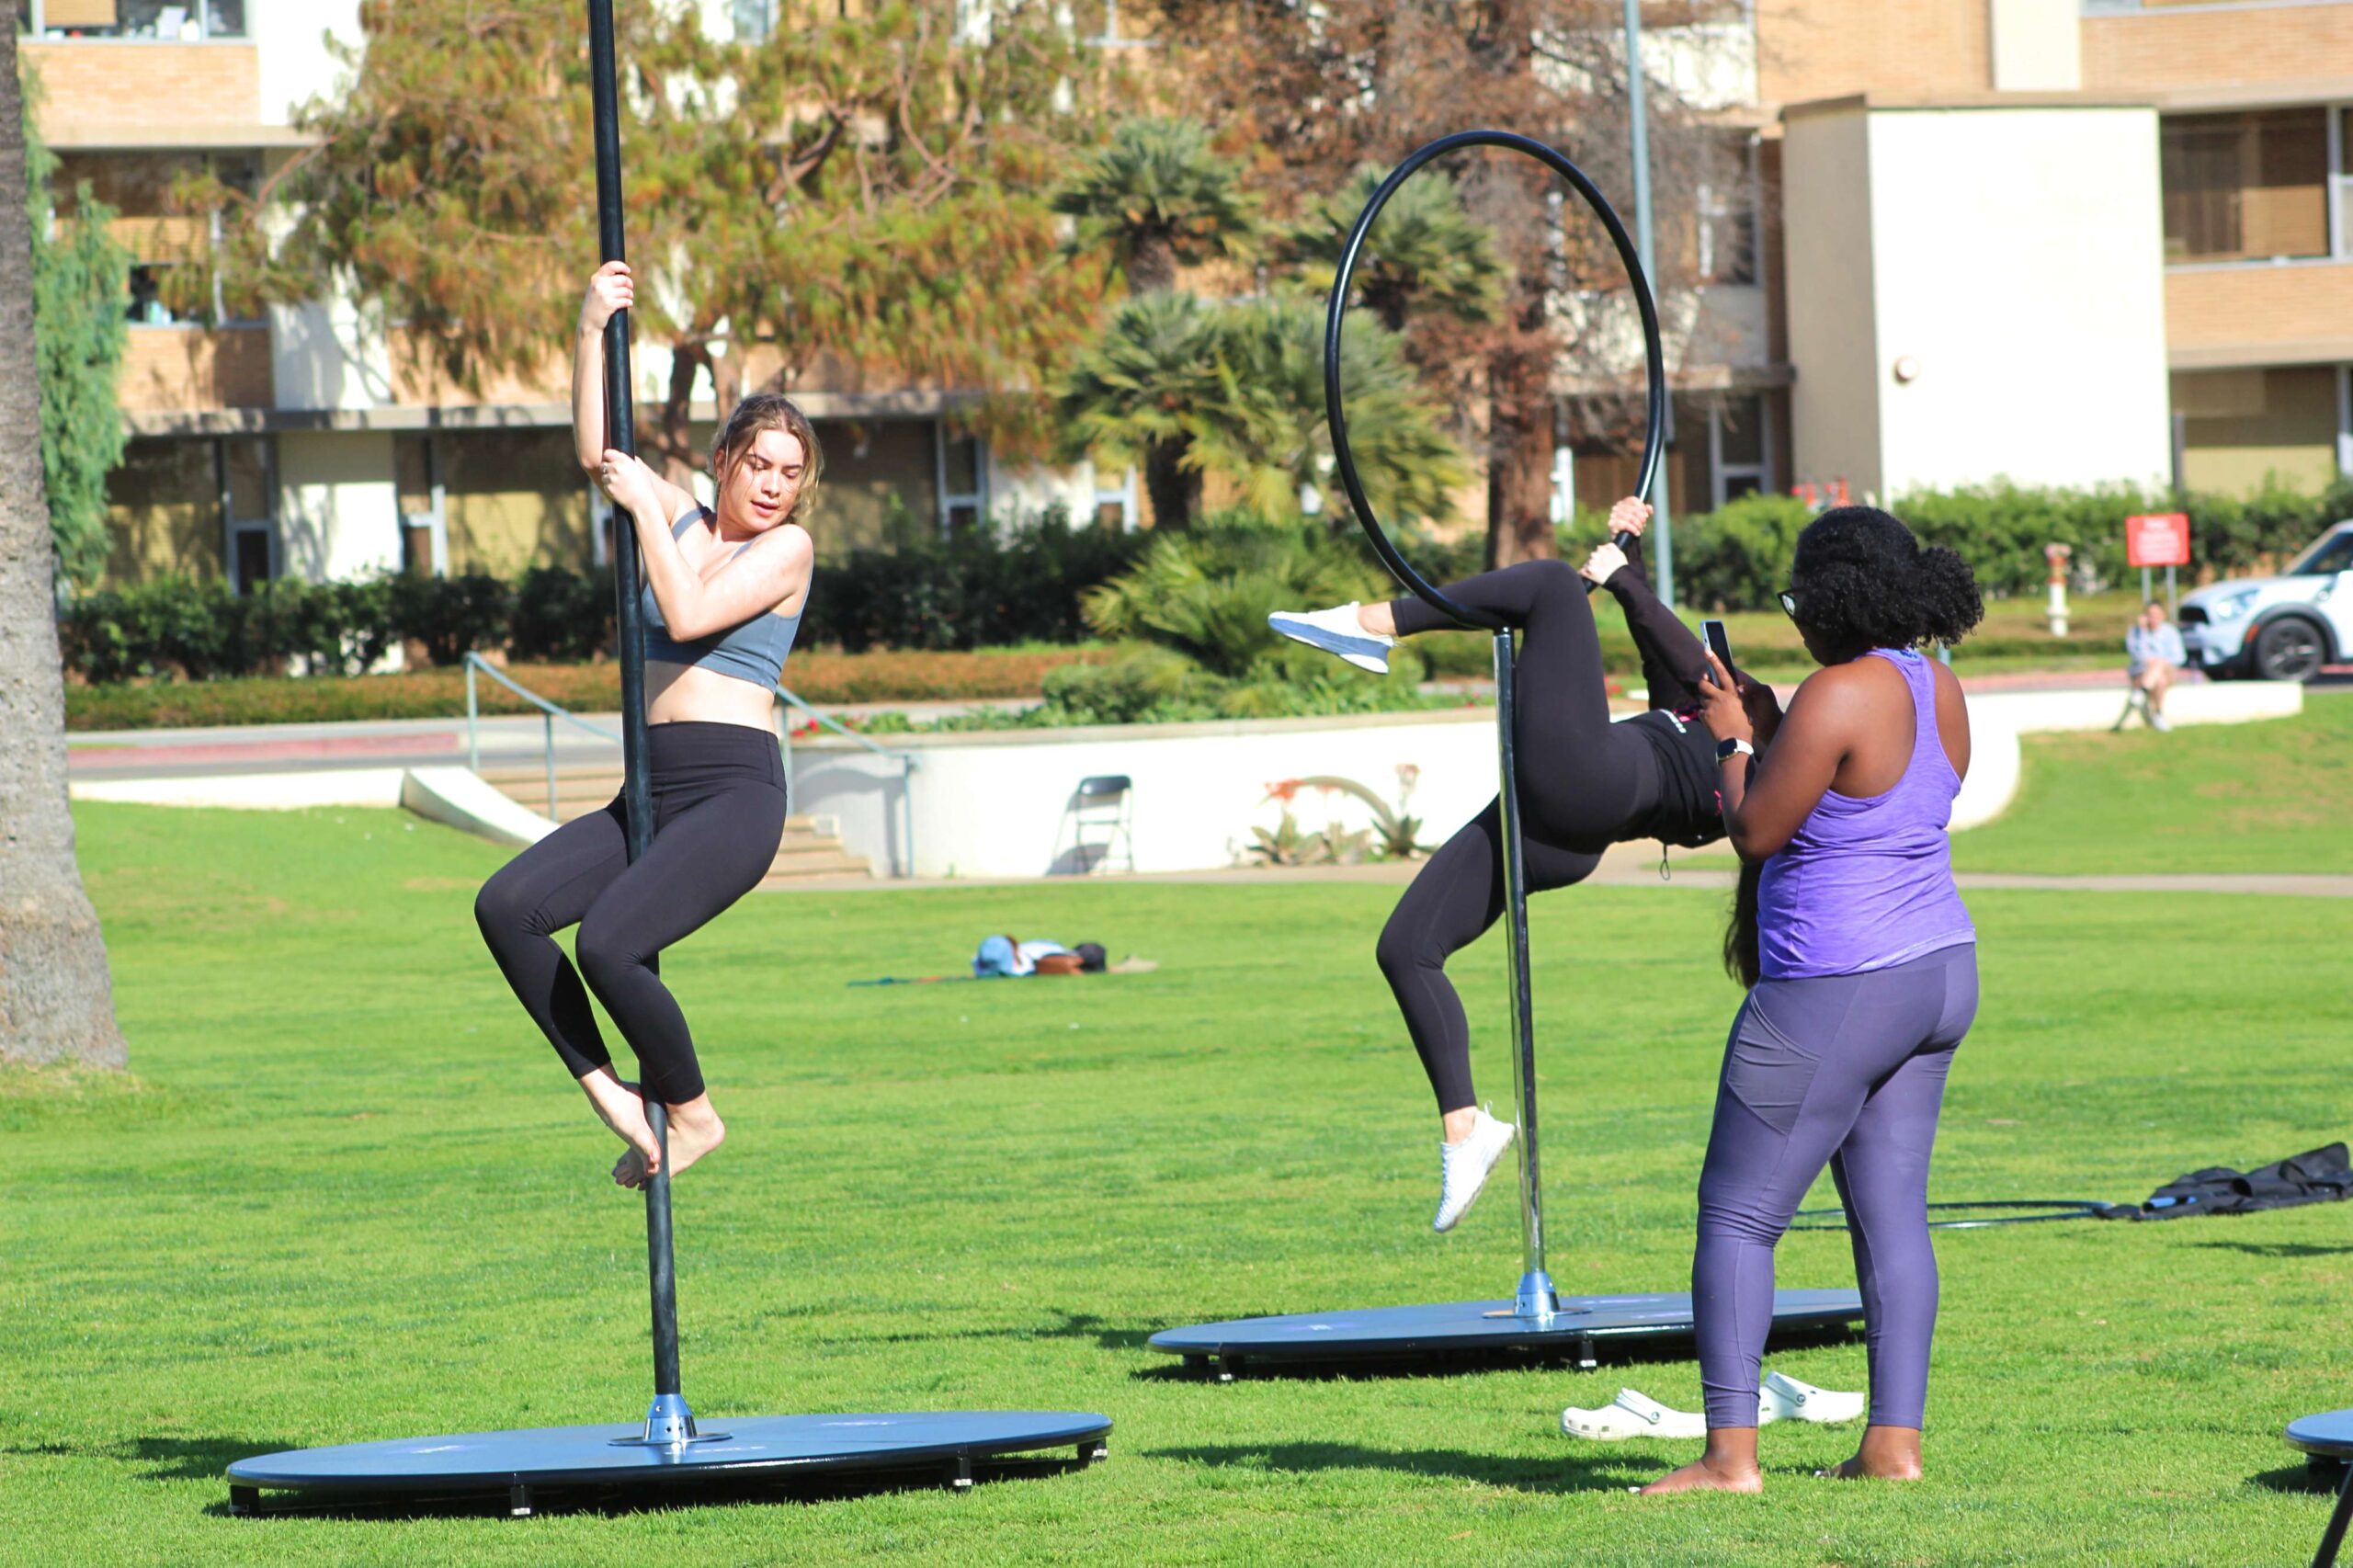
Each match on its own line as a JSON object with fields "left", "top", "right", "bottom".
{"left": 2122, "top": 1142, "right": 2353, "bottom": 1221}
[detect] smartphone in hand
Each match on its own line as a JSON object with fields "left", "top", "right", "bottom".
{"left": 1702, "top": 619, "right": 1733, "bottom": 673}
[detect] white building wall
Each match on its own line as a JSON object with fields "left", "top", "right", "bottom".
{"left": 1865, "top": 107, "right": 2170, "bottom": 497}
{"left": 278, "top": 431, "right": 402, "bottom": 582}
{"left": 1782, "top": 107, "right": 1884, "bottom": 496}
{"left": 1987, "top": 0, "right": 2084, "bottom": 93}
{"left": 986, "top": 452, "right": 1108, "bottom": 528}
{"left": 254, "top": 0, "right": 365, "bottom": 123}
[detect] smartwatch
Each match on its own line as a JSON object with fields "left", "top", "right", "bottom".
{"left": 1716, "top": 736, "right": 1755, "bottom": 762}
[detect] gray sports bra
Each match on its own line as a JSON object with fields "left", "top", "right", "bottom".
{"left": 641, "top": 507, "right": 803, "bottom": 690}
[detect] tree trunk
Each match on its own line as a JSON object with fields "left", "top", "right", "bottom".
{"left": 658, "top": 341, "right": 705, "bottom": 489}
{"left": 1142, "top": 437, "right": 1199, "bottom": 531}
{"left": 1484, "top": 340, "right": 1555, "bottom": 568}
{"left": 0, "top": 30, "right": 127, "bottom": 1071}
{"left": 1127, "top": 233, "right": 1176, "bottom": 295}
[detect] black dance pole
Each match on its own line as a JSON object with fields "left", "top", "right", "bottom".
{"left": 587, "top": 0, "right": 694, "bottom": 1445}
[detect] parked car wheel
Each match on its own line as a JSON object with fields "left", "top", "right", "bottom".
{"left": 2253, "top": 616, "right": 2328, "bottom": 682}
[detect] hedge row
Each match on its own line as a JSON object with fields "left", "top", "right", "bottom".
{"left": 1585, "top": 477, "right": 2353, "bottom": 611}
{"left": 63, "top": 647, "right": 1118, "bottom": 731}
{"left": 55, "top": 479, "right": 2353, "bottom": 687}
{"left": 57, "top": 513, "right": 1147, "bottom": 686}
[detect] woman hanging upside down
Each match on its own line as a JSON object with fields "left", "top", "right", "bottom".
{"left": 475, "top": 260, "right": 819, "bottom": 1190}
{"left": 1270, "top": 496, "right": 1782, "bottom": 1232}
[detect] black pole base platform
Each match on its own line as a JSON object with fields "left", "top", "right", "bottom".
{"left": 1150, "top": 1290, "right": 1860, "bottom": 1379}
{"left": 227, "top": 1411, "right": 1111, "bottom": 1517}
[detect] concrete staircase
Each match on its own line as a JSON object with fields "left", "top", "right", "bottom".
{"left": 476, "top": 765, "right": 872, "bottom": 886}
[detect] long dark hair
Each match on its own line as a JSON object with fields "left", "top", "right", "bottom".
{"left": 1721, "top": 507, "right": 1985, "bottom": 985}
{"left": 1724, "top": 858, "right": 1762, "bottom": 988}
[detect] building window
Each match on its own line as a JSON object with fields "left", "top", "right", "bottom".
{"left": 1093, "top": 462, "right": 1137, "bottom": 531}
{"left": 22, "top": 1, "right": 245, "bottom": 39}
{"left": 2171, "top": 366, "right": 2341, "bottom": 496}
{"left": 730, "top": 0, "right": 774, "bottom": 42}
{"left": 53, "top": 151, "right": 259, "bottom": 324}
{"left": 2162, "top": 108, "right": 2331, "bottom": 264}
{"left": 936, "top": 424, "right": 987, "bottom": 535}
{"left": 1710, "top": 393, "right": 1772, "bottom": 507}
{"left": 221, "top": 435, "right": 275, "bottom": 594}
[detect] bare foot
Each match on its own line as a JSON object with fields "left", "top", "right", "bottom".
{"left": 578, "top": 1067, "right": 662, "bottom": 1183}
{"left": 662, "top": 1096, "right": 726, "bottom": 1179}
{"left": 1820, "top": 1426, "right": 1924, "bottom": 1482}
{"left": 1639, "top": 1429, "right": 1762, "bottom": 1495}
{"left": 1638, "top": 1455, "right": 1762, "bottom": 1495}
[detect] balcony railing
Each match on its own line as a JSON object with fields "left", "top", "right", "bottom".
{"left": 19, "top": 1, "right": 245, "bottom": 40}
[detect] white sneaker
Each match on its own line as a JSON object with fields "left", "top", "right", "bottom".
{"left": 1758, "top": 1369, "right": 1865, "bottom": 1426}
{"left": 1433, "top": 1107, "right": 1516, "bottom": 1233}
{"left": 1561, "top": 1388, "right": 1707, "bottom": 1441}
{"left": 2150, "top": 711, "right": 2173, "bottom": 732}
{"left": 1267, "top": 602, "right": 1394, "bottom": 675}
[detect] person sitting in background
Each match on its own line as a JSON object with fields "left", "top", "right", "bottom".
{"left": 2123, "top": 601, "right": 2187, "bottom": 733}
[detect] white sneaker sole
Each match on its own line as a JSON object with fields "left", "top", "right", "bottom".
{"left": 1267, "top": 611, "right": 1392, "bottom": 676}
{"left": 1433, "top": 1122, "right": 1516, "bottom": 1233}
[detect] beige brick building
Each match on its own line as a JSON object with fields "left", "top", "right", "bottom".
{"left": 1752, "top": 0, "right": 2352, "bottom": 501}
{"left": 27, "top": 0, "right": 2350, "bottom": 595}
{"left": 23, "top": 0, "right": 1126, "bottom": 595}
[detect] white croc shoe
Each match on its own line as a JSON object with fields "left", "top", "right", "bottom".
{"left": 1267, "top": 602, "right": 1395, "bottom": 675}
{"left": 1561, "top": 1388, "right": 1707, "bottom": 1442}
{"left": 1759, "top": 1369, "right": 1866, "bottom": 1426}
{"left": 1432, "top": 1108, "right": 1516, "bottom": 1233}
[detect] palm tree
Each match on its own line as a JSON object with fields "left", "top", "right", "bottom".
{"left": 1201, "top": 293, "right": 1469, "bottom": 531}
{"left": 1285, "top": 163, "right": 1504, "bottom": 334}
{"left": 0, "top": 27, "right": 128, "bottom": 1070}
{"left": 1055, "top": 290, "right": 1222, "bottom": 531}
{"left": 1052, "top": 117, "right": 1259, "bottom": 294}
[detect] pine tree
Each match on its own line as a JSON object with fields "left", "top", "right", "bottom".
{"left": 21, "top": 68, "right": 129, "bottom": 592}
{"left": 181, "top": 0, "right": 1115, "bottom": 483}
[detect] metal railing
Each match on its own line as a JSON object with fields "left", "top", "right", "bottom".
{"left": 460, "top": 653, "right": 919, "bottom": 875}
{"left": 775, "top": 688, "right": 919, "bottom": 878}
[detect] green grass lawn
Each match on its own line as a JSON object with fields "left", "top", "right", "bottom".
{"left": 5, "top": 800, "right": 2350, "bottom": 1565}
{"left": 1955, "top": 690, "right": 2353, "bottom": 875}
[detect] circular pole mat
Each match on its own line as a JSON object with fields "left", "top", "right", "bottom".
{"left": 228, "top": 1411, "right": 1110, "bottom": 1512}
{"left": 1149, "top": 1290, "right": 1859, "bottom": 1376}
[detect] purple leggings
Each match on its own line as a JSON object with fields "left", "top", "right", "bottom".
{"left": 1694, "top": 944, "right": 1977, "bottom": 1428}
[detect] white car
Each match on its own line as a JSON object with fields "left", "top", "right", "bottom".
{"left": 2178, "top": 520, "right": 2353, "bottom": 682}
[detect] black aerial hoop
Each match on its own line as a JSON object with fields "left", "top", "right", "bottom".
{"left": 1148, "top": 131, "right": 1867, "bottom": 1376}
{"left": 1322, "top": 128, "right": 1669, "bottom": 630}
{"left": 1791, "top": 1200, "right": 2118, "bottom": 1233}
{"left": 222, "top": 3, "right": 1110, "bottom": 1512}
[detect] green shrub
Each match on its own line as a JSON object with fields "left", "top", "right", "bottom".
{"left": 385, "top": 573, "right": 514, "bottom": 667}
{"left": 509, "top": 565, "right": 614, "bottom": 664}
{"left": 809, "top": 506, "right": 1146, "bottom": 653}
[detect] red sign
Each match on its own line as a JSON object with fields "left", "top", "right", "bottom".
{"left": 2126, "top": 512, "right": 2191, "bottom": 569}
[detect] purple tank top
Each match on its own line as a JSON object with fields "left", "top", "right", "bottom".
{"left": 1756, "top": 648, "right": 1974, "bottom": 981}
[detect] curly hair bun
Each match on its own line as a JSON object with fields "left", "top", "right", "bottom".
{"left": 1790, "top": 506, "right": 1984, "bottom": 653}
{"left": 1914, "top": 544, "right": 1984, "bottom": 647}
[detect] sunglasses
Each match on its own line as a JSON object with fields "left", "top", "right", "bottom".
{"left": 1777, "top": 590, "right": 1798, "bottom": 619}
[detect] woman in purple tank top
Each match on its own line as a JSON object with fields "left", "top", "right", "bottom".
{"left": 1641, "top": 506, "right": 1985, "bottom": 1497}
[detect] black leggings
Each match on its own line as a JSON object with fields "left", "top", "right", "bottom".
{"left": 474, "top": 721, "right": 787, "bottom": 1105}
{"left": 1380, "top": 559, "right": 1680, "bottom": 1113}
